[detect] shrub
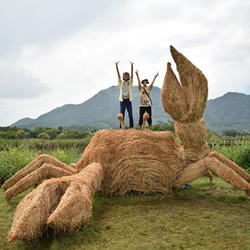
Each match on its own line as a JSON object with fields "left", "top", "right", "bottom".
{"left": 15, "top": 129, "right": 26, "bottom": 139}
{"left": 0, "top": 146, "right": 38, "bottom": 184}
{"left": 56, "top": 133, "right": 65, "bottom": 139}
{"left": 38, "top": 132, "right": 50, "bottom": 140}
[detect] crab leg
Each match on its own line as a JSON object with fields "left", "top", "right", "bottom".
{"left": 47, "top": 162, "right": 103, "bottom": 232}
{"left": 174, "top": 157, "right": 250, "bottom": 196}
{"left": 209, "top": 152, "right": 250, "bottom": 182}
{"left": 203, "top": 170, "right": 213, "bottom": 183}
{"left": 5, "top": 164, "right": 73, "bottom": 203}
{"left": 2, "top": 154, "right": 76, "bottom": 191}
{"left": 8, "top": 162, "right": 104, "bottom": 242}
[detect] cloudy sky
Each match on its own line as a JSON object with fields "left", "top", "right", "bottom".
{"left": 0, "top": 0, "right": 250, "bottom": 126}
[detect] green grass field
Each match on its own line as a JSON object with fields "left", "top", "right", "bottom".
{"left": 1, "top": 177, "right": 249, "bottom": 250}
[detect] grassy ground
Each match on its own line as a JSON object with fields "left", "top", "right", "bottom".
{"left": 0, "top": 177, "right": 249, "bottom": 250}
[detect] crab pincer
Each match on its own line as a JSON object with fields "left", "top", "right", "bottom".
{"left": 162, "top": 46, "right": 208, "bottom": 123}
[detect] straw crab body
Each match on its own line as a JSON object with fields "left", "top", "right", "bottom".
{"left": 3, "top": 46, "right": 250, "bottom": 242}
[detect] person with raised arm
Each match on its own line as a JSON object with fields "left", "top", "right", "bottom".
{"left": 115, "top": 61, "right": 134, "bottom": 128}
{"left": 136, "top": 70, "right": 159, "bottom": 130}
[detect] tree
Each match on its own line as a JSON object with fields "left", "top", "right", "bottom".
{"left": 223, "top": 129, "right": 239, "bottom": 137}
{"left": 151, "top": 120, "right": 175, "bottom": 132}
{"left": 56, "top": 133, "right": 65, "bottom": 139}
{"left": 38, "top": 132, "right": 50, "bottom": 140}
{"left": 15, "top": 129, "right": 26, "bottom": 139}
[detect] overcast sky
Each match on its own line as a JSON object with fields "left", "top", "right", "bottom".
{"left": 0, "top": 0, "right": 250, "bottom": 126}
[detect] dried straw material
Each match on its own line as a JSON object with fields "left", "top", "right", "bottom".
{"left": 47, "top": 162, "right": 103, "bottom": 232}
{"left": 203, "top": 170, "right": 213, "bottom": 183}
{"left": 175, "top": 119, "right": 210, "bottom": 164}
{"left": 209, "top": 152, "right": 250, "bottom": 182}
{"left": 77, "top": 129, "right": 184, "bottom": 194}
{"left": 142, "top": 112, "right": 150, "bottom": 130}
{"left": 8, "top": 179, "right": 69, "bottom": 242}
{"left": 117, "top": 113, "right": 124, "bottom": 129}
{"left": 161, "top": 46, "right": 208, "bottom": 123}
{"left": 5, "top": 164, "right": 73, "bottom": 203}
{"left": 2, "top": 154, "right": 76, "bottom": 191}
{"left": 8, "top": 162, "right": 103, "bottom": 242}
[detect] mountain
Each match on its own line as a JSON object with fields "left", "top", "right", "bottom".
{"left": 11, "top": 86, "right": 170, "bottom": 129}
{"left": 11, "top": 87, "right": 250, "bottom": 132}
{"left": 204, "top": 92, "right": 250, "bottom": 132}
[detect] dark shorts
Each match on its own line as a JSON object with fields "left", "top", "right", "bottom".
{"left": 139, "top": 106, "right": 152, "bottom": 125}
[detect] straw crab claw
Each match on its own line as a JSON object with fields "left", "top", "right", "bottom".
{"left": 161, "top": 46, "right": 208, "bottom": 123}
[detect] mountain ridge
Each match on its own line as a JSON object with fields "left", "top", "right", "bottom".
{"left": 11, "top": 86, "right": 250, "bottom": 132}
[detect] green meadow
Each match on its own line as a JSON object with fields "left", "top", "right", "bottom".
{"left": 0, "top": 140, "right": 249, "bottom": 250}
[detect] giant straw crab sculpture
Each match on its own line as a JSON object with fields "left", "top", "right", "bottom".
{"left": 3, "top": 46, "right": 250, "bottom": 242}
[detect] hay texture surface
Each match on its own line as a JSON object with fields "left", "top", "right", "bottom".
{"left": 8, "top": 162, "right": 103, "bottom": 242}
{"left": 77, "top": 129, "right": 184, "bottom": 194}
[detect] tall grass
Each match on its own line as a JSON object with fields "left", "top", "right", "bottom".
{"left": 211, "top": 143, "right": 250, "bottom": 173}
{"left": 0, "top": 145, "right": 82, "bottom": 184}
{"left": 0, "top": 145, "right": 38, "bottom": 184}
{"left": 0, "top": 137, "right": 92, "bottom": 151}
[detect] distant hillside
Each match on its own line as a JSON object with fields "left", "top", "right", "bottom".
{"left": 11, "top": 87, "right": 250, "bottom": 132}
{"left": 204, "top": 92, "right": 250, "bottom": 132}
{"left": 11, "top": 86, "right": 170, "bottom": 129}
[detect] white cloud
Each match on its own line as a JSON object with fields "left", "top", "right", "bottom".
{"left": 0, "top": 68, "right": 50, "bottom": 99}
{"left": 0, "top": 0, "right": 250, "bottom": 126}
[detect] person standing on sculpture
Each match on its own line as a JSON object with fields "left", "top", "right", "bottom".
{"left": 136, "top": 70, "right": 159, "bottom": 130}
{"left": 115, "top": 61, "right": 134, "bottom": 128}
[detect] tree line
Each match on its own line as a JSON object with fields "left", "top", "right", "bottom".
{"left": 0, "top": 126, "right": 92, "bottom": 140}
{"left": 0, "top": 123, "right": 249, "bottom": 140}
